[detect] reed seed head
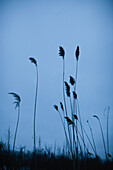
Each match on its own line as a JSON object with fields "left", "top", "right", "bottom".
{"left": 29, "top": 57, "right": 37, "bottom": 66}
{"left": 9, "top": 92, "right": 21, "bottom": 109}
{"left": 64, "top": 116, "right": 74, "bottom": 125}
{"left": 59, "top": 46, "right": 65, "bottom": 59}
{"left": 75, "top": 46, "right": 80, "bottom": 61}
{"left": 64, "top": 81, "right": 70, "bottom": 97}
{"left": 73, "top": 91, "right": 77, "bottom": 99}
{"left": 93, "top": 115, "right": 99, "bottom": 120}
{"left": 60, "top": 102, "right": 64, "bottom": 111}
{"left": 73, "top": 114, "right": 78, "bottom": 120}
{"left": 54, "top": 105, "right": 58, "bottom": 111}
{"left": 70, "top": 76, "right": 75, "bottom": 85}
{"left": 108, "top": 153, "right": 112, "bottom": 158}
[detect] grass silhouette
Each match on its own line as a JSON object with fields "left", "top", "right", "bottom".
{"left": 1, "top": 46, "right": 112, "bottom": 169}
{"left": 29, "top": 57, "right": 38, "bottom": 153}
{"left": 9, "top": 92, "right": 21, "bottom": 152}
{"left": 93, "top": 115, "right": 107, "bottom": 160}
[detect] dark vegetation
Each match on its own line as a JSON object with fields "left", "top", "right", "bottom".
{"left": 0, "top": 140, "right": 113, "bottom": 170}
{"left": 0, "top": 47, "right": 113, "bottom": 169}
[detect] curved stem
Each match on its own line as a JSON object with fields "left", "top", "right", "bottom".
{"left": 62, "top": 59, "right": 72, "bottom": 155}
{"left": 87, "top": 120, "right": 97, "bottom": 156}
{"left": 98, "top": 119, "right": 107, "bottom": 159}
{"left": 34, "top": 65, "right": 38, "bottom": 152}
{"left": 78, "top": 120, "right": 96, "bottom": 155}
{"left": 77, "top": 100, "right": 85, "bottom": 153}
{"left": 13, "top": 105, "right": 20, "bottom": 152}
{"left": 70, "top": 96, "right": 76, "bottom": 156}
{"left": 74, "top": 124, "right": 88, "bottom": 153}
{"left": 63, "top": 59, "right": 67, "bottom": 116}
{"left": 73, "top": 61, "right": 78, "bottom": 113}
{"left": 72, "top": 61, "right": 78, "bottom": 160}
{"left": 107, "top": 107, "right": 110, "bottom": 155}
{"left": 58, "top": 110, "right": 70, "bottom": 154}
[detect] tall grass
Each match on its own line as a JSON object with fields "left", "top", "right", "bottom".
{"left": 87, "top": 120, "right": 97, "bottom": 156}
{"left": 93, "top": 115, "right": 107, "bottom": 159}
{"left": 106, "top": 106, "right": 110, "bottom": 156}
{"left": 59, "top": 47, "right": 73, "bottom": 156}
{"left": 29, "top": 57, "right": 38, "bottom": 153}
{"left": 9, "top": 92, "right": 21, "bottom": 152}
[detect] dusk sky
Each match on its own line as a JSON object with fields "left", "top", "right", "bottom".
{"left": 0, "top": 0, "right": 113, "bottom": 158}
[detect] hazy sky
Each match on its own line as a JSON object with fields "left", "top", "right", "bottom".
{"left": 0, "top": 0, "right": 113, "bottom": 158}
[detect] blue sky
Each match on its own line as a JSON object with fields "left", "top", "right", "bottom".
{"left": 0, "top": 0, "right": 113, "bottom": 158}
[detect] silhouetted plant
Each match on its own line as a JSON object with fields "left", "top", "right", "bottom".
{"left": 54, "top": 105, "right": 70, "bottom": 154}
{"left": 64, "top": 117, "right": 74, "bottom": 125}
{"left": 73, "top": 116, "right": 95, "bottom": 155}
{"left": 29, "top": 57, "right": 38, "bottom": 152}
{"left": 106, "top": 106, "right": 110, "bottom": 156}
{"left": 73, "top": 46, "right": 80, "bottom": 164}
{"left": 87, "top": 120, "right": 97, "bottom": 156}
{"left": 59, "top": 46, "right": 72, "bottom": 158}
{"left": 60, "top": 102, "right": 64, "bottom": 111}
{"left": 93, "top": 115, "right": 107, "bottom": 159}
{"left": 73, "top": 91, "right": 77, "bottom": 99}
{"left": 76, "top": 97, "right": 85, "bottom": 154}
{"left": 64, "top": 81, "right": 70, "bottom": 97}
{"left": 9, "top": 92, "right": 21, "bottom": 152}
{"left": 70, "top": 76, "right": 75, "bottom": 86}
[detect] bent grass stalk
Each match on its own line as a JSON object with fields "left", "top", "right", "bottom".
{"left": 77, "top": 100, "right": 85, "bottom": 154}
{"left": 74, "top": 123, "right": 89, "bottom": 153}
{"left": 107, "top": 106, "right": 110, "bottom": 155}
{"left": 87, "top": 120, "right": 97, "bottom": 156}
{"left": 70, "top": 95, "right": 76, "bottom": 155}
{"left": 9, "top": 92, "right": 21, "bottom": 152}
{"left": 93, "top": 115, "right": 107, "bottom": 159}
{"left": 29, "top": 57, "right": 38, "bottom": 152}
{"left": 75, "top": 118, "right": 96, "bottom": 155}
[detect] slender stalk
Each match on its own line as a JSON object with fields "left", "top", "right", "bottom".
{"left": 13, "top": 105, "right": 20, "bottom": 152}
{"left": 70, "top": 96, "right": 76, "bottom": 153}
{"left": 93, "top": 115, "right": 107, "bottom": 159}
{"left": 99, "top": 118, "right": 107, "bottom": 159}
{"left": 73, "top": 48, "right": 79, "bottom": 170}
{"left": 74, "top": 124, "right": 88, "bottom": 153}
{"left": 72, "top": 61, "right": 79, "bottom": 164}
{"left": 73, "top": 61, "right": 78, "bottom": 112}
{"left": 58, "top": 110, "right": 70, "bottom": 154}
{"left": 29, "top": 57, "right": 38, "bottom": 153}
{"left": 9, "top": 92, "right": 21, "bottom": 152}
{"left": 69, "top": 96, "right": 76, "bottom": 170}
{"left": 33, "top": 65, "right": 38, "bottom": 152}
{"left": 63, "top": 59, "right": 68, "bottom": 116}
{"left": 77, "top": 100, "right": 85, "bottom": 153}
{"left": 87, "top": 120, "right": 97, "bottom": 156}
{"left": 62, "top": 58, "right": 73, "bottom": 156}
{"left": 78, "top": 119, "right": 96, "bottom": 155}
{"left": 107, "top": 106, "right": 110, "bottom": 155}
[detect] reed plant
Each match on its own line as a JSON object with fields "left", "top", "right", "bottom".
{"left": 54, "top": 46, "right": 104, "bottom": 170}
{"left": 9, "top": 92, "right": 21, "bottom": 152}
{"left": 106, "top": 106, "right": 110, "bottom": 156}
{"left": 29, "top": 57, "right": 38, "bottom": 153}
{"left": 93, "top": 115, "right": 107, "bottom": 160}
{"left": 59, "top": 47, "right": 73, "bottom": 156}
{"left": 87, "top": 120, "right": 97, "bottom": 156}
